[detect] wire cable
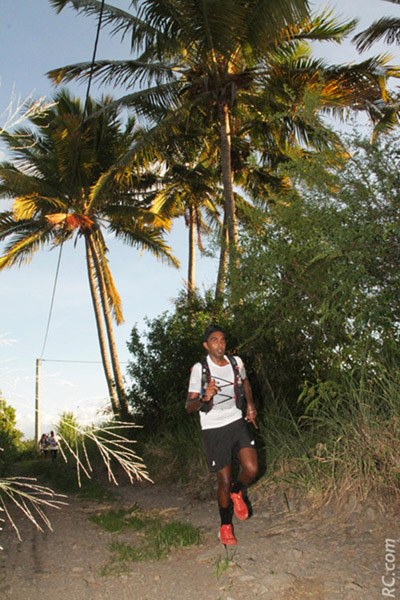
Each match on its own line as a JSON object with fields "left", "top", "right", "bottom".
{"left": 39, "top": 243, "right": 64, "bottom": 360}
{"left": 83, "top": 0, "right": 106, "bottom": 113}
{"left": 42, "top": 359, "right": 129, "bottom": 364}
{"left": 39, "top": 0, "right": 106, "bottom": 360}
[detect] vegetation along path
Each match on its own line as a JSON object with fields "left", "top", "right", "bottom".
{"left": 0, "top": 481, "right": 396, "bottom": 600}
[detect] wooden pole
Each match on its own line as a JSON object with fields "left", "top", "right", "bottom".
{"left": 35, "top": 358, "right": 41, "bottom": 446}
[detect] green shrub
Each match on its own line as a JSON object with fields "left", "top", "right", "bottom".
{"left": 0, "top": 394, "right": 23, "bottom": 475}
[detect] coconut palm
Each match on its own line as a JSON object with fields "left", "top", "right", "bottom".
{"left": 48, "top": 1, "right": 399, "bottom": 269}
{"left": 0, "top": 89, "right": 177, "bottom": 418}
{"left": 146, "top": 116, "right": 225, "bottom": 299}
{"left": 151, "top": 159, "right": 221, "bottom": 299}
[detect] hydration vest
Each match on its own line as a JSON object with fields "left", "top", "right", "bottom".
{"left": 199, "top": 355, "right": 246, "bottom": 413}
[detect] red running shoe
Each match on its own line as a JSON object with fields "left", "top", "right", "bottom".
{"left": 230, "top": 490, "right": 249, "bottom": 520}
{"left": 219, "top": 524, "right": 237, "bottom": 546}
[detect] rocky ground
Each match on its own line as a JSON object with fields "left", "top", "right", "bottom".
{"left": 0, "top": 478, "right": 397, "bottom": 600}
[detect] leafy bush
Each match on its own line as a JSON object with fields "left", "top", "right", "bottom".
{"left": 0, "top": 394, "right": 23, "bottom": 475}
{"left": 228, "top": 132, "right": 400, "bottom": 414}
{"left": 15, "top": 439, "right": 38, "bottom": 462}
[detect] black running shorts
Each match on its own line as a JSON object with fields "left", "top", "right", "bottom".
{"left": 201, "top": 418, "right": 256, "bottom": 472}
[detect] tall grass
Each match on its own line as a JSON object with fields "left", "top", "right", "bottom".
{"left": 264, "top": 364, "right": 400, "bottom": 505}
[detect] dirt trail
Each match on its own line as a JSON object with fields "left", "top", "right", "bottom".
{"left": 0, "top": 480, "right": 396, "bottom": 600}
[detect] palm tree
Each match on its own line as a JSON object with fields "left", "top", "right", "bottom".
{"left": 354, "top": 0, "right": 400, "bottom": 52}
{"left": 0, "top": 89, "right": 177, "bottom": 419}
{"left": 152, "top": 162, "right": 221, "bottom": 299}
{"left": 147, "top": 118, "right": 224, "bottom": 300}
{"left": 48, "top": 1, "right": 399, "bottom": 269}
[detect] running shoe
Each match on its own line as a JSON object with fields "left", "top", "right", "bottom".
{"left": 219, "top": 524, "right": 237, "bottom": 546}
{"left": 230, "top": 490, "right": 249, "bottom": 520}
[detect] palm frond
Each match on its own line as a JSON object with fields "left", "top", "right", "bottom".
{"left": 246, "top": 0, "right": 310, "bottom": 55}
{"left": 49, "top": 0, "right": 140, "bottom": 38}
{"left": 292, "top": 9, "right": 357, "bottom": 42}
{"left": 321, "top": 54, "right": 400, "bottom": 106}
{"left": 0, "top": 418, "right": 152, "bottom": 546}
{"left": 371, "top": 99, "right": 400, "bottom": 138}
{"left": 354, "top": 17, "right": 400, "bottom": 52}
{"left": 12, "top": 197, "right": 69, "bottom": 220}
{"left": 48, "top": 56, "right": 178, "bottom": 89}
{"left": 0, "top": 478, "right": 67, "bottom": 544}
{"left": 0, "top": 220, "right": 58, "bottom": 269}
{"left": 0, "top": 169, "right": 66, "bottom": 202}
{"left": 55, "top": 419, "right": 152, "bottom": 486}
{"left": 151, "top": 186, "right": 183, "bottom": 218}
{"left": 107, "top": 218, "right": 179, "bottom": 267}
{"left": 89, "top": 123, "right": 168, "bottom": 201}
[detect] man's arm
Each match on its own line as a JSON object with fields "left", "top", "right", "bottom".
{"left": 243, "top": 378, "right": 258, "bottom": 429}
{"left": 186, "top": 391, "right": 204, "bottom": 413}
{"left": 186, "top": 379, "right": 220, "bottom": 413}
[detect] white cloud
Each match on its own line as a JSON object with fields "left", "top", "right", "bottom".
{"left": 42, "top": 371, "right": 75, "bottom": 389}
{"left": 0, "top": 333, "right": 18, "bottom": 346}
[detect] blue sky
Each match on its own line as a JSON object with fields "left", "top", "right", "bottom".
{"left": 1, "top": 0, "right": 400, "bottom": 438}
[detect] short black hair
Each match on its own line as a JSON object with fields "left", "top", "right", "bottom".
{"left": 203, "top": 324, "right": 225, "bottom": 342}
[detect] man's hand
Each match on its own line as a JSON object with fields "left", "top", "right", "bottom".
{"left": 203, "top": 379, "right": 219, "bottom": 403}
{"left": 186, "top": 379, "right": 219, "bottom": 413}
{"left": 243, "top": 379, "right": 258, "bottom": 428}
{"left": 245, "top": 407, "right": 258, "bottom": 429}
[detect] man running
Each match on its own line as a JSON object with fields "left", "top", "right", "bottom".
{"left": 186, "top": 325, "right": 258, "bottom": 545}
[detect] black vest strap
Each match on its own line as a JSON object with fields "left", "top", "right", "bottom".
{"left": 199, "top": 355, "right": 244, "bottom": 412}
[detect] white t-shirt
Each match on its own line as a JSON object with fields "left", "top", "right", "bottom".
{"left": 48, "top": 435, "right": 59, "bottom": 450}
{"left": 188, "top": 355, "right": 246, "bottom": 430}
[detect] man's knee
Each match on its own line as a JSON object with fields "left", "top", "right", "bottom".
{"left": 240, "top": 452, "right": 258, "bottom": 483}
{"left": 244, "top": 462, "right": 257, "bottom": 482}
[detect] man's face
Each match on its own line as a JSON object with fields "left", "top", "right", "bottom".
{"left": 203, "top": 331, "right": 226, "bottom": 359}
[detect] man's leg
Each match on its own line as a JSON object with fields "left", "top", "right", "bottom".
{"left": 216, "top": 465, "right": 236, "bottom": 545}
{"left": 231, "top": 447, "right": 258, "bottom": 520}
{"left": 216, "top": 465, "right": 232, "bottom": 520}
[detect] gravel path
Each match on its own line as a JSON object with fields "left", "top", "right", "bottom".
{"left": 0, "top": 480, "right": 396, "bottom": 600}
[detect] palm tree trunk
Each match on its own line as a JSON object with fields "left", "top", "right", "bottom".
{"left": 215, "top": 211, "right": 229, "bottom": 300}
{"left": 187, "top": 204, "right": 195, "bottom": 300}
{"left": 218, "top": 102, "right": 239, "bottom": 266}
{"left": 87, "top": 235, "right": 130, "bottom": 420}
{"left": 85, "top": 238, "right": 120, "bottom": 417}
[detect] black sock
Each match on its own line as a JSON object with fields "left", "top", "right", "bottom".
{"left": 231, "top": 481, "right": 245, "bottom": 495}
{"left": 219, "top": 504, "right": 233, "bottom": 526}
